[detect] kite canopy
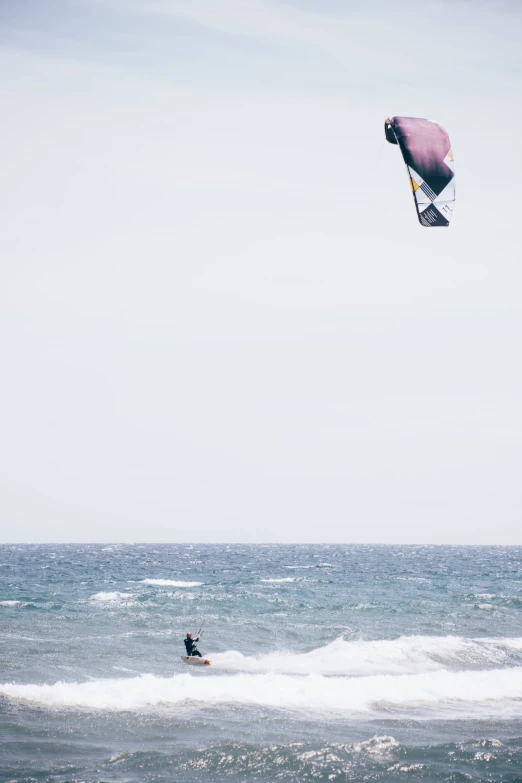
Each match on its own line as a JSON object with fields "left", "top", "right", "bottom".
{"left": 385, "top": 116, "right": 455, "bottom": 227}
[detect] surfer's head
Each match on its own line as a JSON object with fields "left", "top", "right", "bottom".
{"left": 187, "top": 632, "right": 192, "bottom": 638}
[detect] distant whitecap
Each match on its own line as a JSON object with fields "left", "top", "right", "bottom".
{"left": 140, "top": 579, "right": 203, "bottom": 587}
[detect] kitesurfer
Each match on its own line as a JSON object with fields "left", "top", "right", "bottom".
{"left": 184, "top": 631, "right": 202, "bottom": 658}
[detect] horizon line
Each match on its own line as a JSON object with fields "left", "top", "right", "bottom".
{"left": 1, "top": 541, "right": 520, "bottom": 547}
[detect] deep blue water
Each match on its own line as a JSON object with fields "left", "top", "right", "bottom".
{"left": 2, "top": 544, "right": 522, "bottom": 781}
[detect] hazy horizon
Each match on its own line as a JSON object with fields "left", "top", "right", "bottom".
{"left": 3, "top": 541, "right": 522, "bottom": 548}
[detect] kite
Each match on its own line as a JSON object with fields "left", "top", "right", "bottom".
{"left": 385, "top": 116, "right": 455, "bottom": 226}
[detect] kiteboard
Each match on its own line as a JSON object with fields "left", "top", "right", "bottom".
{"left": 181, "top": 656, "right": 211, "bottom": 666}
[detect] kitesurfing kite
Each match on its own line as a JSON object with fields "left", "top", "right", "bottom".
{"left": 385, "top": 116, "right": 455, "bottom": 227}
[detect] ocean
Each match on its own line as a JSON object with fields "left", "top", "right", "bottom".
{"left": 2, "top": 544, "right": 522, "bottom": 782}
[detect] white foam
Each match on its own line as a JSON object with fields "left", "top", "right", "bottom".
{"left": 260, "top": 578, "right": 295, "bottom": 583}
{"left": 3, "top": 667, "right": 522, "bottom": 717}
{"left": 140, "top": 579, "right": 203, "bottom": 587}
{"left": 211, "top": 635, "right": 522, "bottom": 676}
{"left": 0, "top": 600, "right": 21, "bottom": 607}
{"left": 353, "top": 736, "right": 399, "bottom": 756}
{"left": 474, "top": 751, "right": 494, "bottom": 761}
{"left": 495, "top": 638, "right": 522, "bottom": 651}
{"left": 89, "top": 592, "right": 135, "bottom": 603}
{"left": 388, "top": 763, "right": 425, "bottom": 773}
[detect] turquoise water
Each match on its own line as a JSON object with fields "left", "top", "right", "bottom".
{"left": 2, "top": 544, "right": 522, "bottom": 781}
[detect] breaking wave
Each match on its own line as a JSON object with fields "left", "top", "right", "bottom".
{"left": 211, "top": 635, "right": 522, "bottom": 676}
{"left": 140, "top": 580, "right": 203, "bottom": 587}
{"left": 3, "top": 667, "right": 522, "bottom": 718}
{"left": 89, "top": 592, "right": 136, "bottom": 603}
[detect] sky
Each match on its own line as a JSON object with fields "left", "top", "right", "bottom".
{"left": 1, "top": 0, "right": 521, "bottom": 544}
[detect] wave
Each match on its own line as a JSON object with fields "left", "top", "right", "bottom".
{"left": 260, "top": 578, "right": 295, "bottom": 583}
{"left": 89, "top": 592, "right": 135, "bottom": 603}
{"left": 210, "top": 635, "right": 522, "bottom": 676}
{"left": 3, "top": 667, "right": 522, "bottom": 717}
{"left": 140, "top": 579, "right": 203, "bottom": 587}
{"left": 0, "top": 600, "right": 21, "bottom": 607}
{"left": 111, "top": 735, "right": 401, "bottom": 777}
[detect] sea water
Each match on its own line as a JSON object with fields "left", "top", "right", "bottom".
{"left": 2, "top": 544, "right": 522, "bottom": 781}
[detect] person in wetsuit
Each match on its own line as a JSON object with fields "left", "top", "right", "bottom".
{"left": 184, "top": 631, "right": 202, "bottom": 657}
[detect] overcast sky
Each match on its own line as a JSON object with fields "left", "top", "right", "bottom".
{"left": 1, "top": 0, "right": 521, "bottom": 544}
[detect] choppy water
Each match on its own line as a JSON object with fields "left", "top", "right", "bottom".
{"left": 2, "top": 544, "right": 522, "bottom": 781}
